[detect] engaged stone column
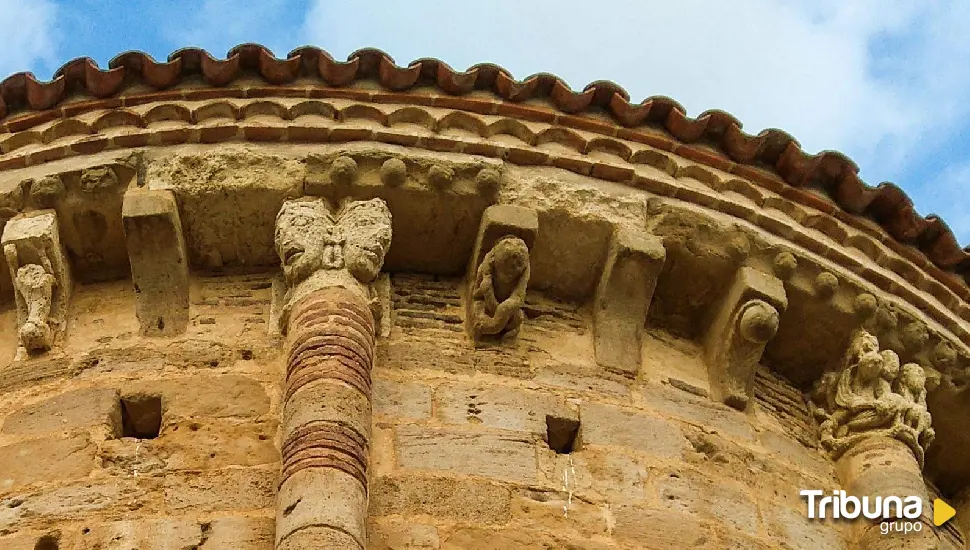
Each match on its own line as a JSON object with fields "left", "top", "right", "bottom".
{"left": 811, "top": 330, "right": 937, "bottom": 549}
{"left": 273, "top": 197, "right": 392, "bottom": 550}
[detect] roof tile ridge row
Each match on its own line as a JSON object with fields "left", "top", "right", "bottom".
{"left": 0, "top": 43, "right": 966, "bottom": 279}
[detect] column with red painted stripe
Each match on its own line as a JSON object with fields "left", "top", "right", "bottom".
{"left": 273, "top": 197, "right": 391, "bottom": 550}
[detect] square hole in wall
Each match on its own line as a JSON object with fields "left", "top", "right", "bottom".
{"left": 120, "top": 394, "right": 162, "bottom": 439}
{"left": 546, "top": 415, "right": 580, "bottom": 454}
{"left": 34, "top": 532, "right": 59, "bottom": 550}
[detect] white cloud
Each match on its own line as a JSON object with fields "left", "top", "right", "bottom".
{"left": 302, "top": 0, "right": 970, "bottom": 242}
{"left": 0, "top": 0, "right": 58, "bottom": 79}
{"left": 300, "top": 1, "right": 909, "bottom": 154}
{"left": 161, "top": 0, "right": 297, "bottom": 58}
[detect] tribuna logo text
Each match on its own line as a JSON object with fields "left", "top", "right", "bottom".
{"left": 800, "top": 490, "right": 921, "bottom": 521}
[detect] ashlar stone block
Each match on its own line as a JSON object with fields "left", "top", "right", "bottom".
{"left": 1, "top": 210, "right": 71, "bottom": 355}
{"left": 2, "top": 387, "right": 121, "bottom": 437}
{"left": 122, "top": 189, "right": 189, "bottom": 336}
{"left": 593, "top": 227, "right": 666, "bottom": 377}
{"left": 703, "top": 266, "right": 787, "bottom": 410}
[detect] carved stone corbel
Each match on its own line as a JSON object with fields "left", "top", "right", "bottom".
{"left": 1, "top": 211, "right": 71, "bottom": 356}
{"left": 466, "top": 205, "right": 538, "bottom": 343}
{"left": 703, "top": 266, "right": 787, "bottom": 410}
{"left": 273, "top": 196, "right": 392, "bottom": 550}
{"left": 593, "top": 227, "right": 666, "bottom": 377}
{"left": 122, "top": 189, "right": 189, "bottom": 336}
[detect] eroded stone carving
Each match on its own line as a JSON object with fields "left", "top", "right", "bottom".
{"left": 428, "top": 164, "right": 454, "bottom": 189}
{"left": 27, "top": 176, "right": 65, "bottom": 209}
{"left": 703, "top": 267, "right": 786, "bottom": 410}
{"left": 380, "top": 157, "right": 407, "bottom": 186}
{"left": 471, "top": 236, "right": 530, "bottom": 340}
{"left": 1, "top": 211, "right": 71, "bottom": 355}
{"left": 329, "top": 155, "right": 359, "bottom": 186}
{"left": 810, "top": 329, "right": 935, "bottom": 467}
{"left": 11, "top": 264, "right": 55, "bottom": 350}
{"left": 275, "top": 197, "right": 392, "bottom": 329}
{"left": 475, "top": 167, "right": 500, "bottom": 194}
{"left": 466, "top": 205, "right": 538, "bottom": 343}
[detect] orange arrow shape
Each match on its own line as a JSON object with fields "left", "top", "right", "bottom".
{"left": 934, "top": 499, "right": 956, "bottom": 527}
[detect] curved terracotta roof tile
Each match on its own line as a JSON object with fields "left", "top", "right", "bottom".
{"left": 0, "top": 44, "right": 967, "bottom": 287}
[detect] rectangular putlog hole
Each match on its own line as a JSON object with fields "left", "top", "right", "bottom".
{"left": 120, "top": 394, "right": 162, "bottom": 439}
{"left": 546, "top": 415, "right": 580, "bottom": 454}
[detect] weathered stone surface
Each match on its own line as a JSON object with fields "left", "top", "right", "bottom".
{"left": 655, "top": 468, "right": 760, "bottom": 535}
{"left": 395, "top": 426, "right": 538, "bottom": 485}
{"left": 613, "top": 504, "right": 716, "bottom": 548}
{"left": 636, "top": 382, "right": 756, "bottom": 442}
{"left": 99, "top": 419, "right": 278, "bottom": 473}
{"left": 760, "top": 504, "right": 847, "bottom": 549}
{"left": 163, "top": 468, "right": 275, "bottom": 512}
{"left": 435, "top": 382, "right": 575, "bottom": 435}
{"left": 0, "top": 434, "right": 96, "bottom": 490}
{"left": 60, "top": 515, "right": 274, "bottom": 549}
{"left": 73, "top": 518, "right": 204, "bottom": 550}
{"left": 373, "top": 377, "right": 432, "bottom": 421}
{"left": 368, "top": 520, "right": 440, "bottom": 550}
{"left": 0, "top": 531, "right": 52, "bottom": 550}
{"left": 1, "top": 387, "right": 121, "bottom": 436}
{"left": 537, "top": 446, "right": 649, "bottom": 501}
{"left": 2, "top": 477, "right": 158, "bottom": 529}
{"left": 205, "top": 516, "right": 275, "bottom": 549}
{"left": 370, "top": 474, "right": 512, "bottom": 525}
{"left": 126, "top": 375, "right": 271, "bottom": 419}
{"left": 440, "top": 527, "right": 600, "bottom": 550}
{"left": 579, "top": 402, "right": 690, "bottom": 458}
{"left": 510, "top": 489, "right": 610, "bottom": 538}
{"left": 122, "top": 188, "right": 190, "bottom": 336}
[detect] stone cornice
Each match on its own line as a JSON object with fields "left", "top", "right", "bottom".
{"left": 0, "top": 95, "right": 967, "bottom": 343}
{"left": 1, "top": 46, "right": 966, "bottom": 297}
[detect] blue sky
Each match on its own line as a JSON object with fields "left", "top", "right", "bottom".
{"left": 3, "top": 0, "right": 968, "bottom": 245}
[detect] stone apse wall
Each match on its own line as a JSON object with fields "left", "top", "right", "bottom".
{"left": 0, "top": 47, "right": 968, "bottom": 550}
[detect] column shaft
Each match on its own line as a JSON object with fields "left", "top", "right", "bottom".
{"left": 276, "top": 286, "right": 375, "bottom": 550}
{"left": 836, "top": 437, "right": 937, "bottom": 549}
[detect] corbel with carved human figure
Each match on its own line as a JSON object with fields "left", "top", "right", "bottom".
{"left": 1, "top": 211, "right": 72, "bottom": 357}
{"left": 465, "top": 205, "right": 538, "bottom": 344}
